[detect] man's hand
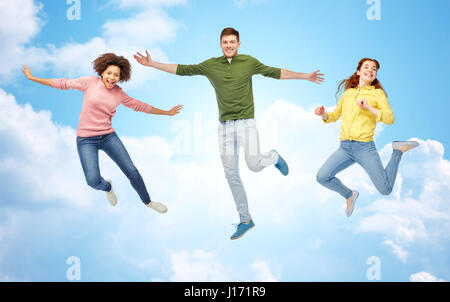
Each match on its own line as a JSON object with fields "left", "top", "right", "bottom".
{"left": 134, "top": 50, "right": 153, "bottom": 67}
{"left": 306, "top": 70, "right": 325, "bottom": 84}
{"left": 133, "top": 50, "right": 178, "bottom": 74}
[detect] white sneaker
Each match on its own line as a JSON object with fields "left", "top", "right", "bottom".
{"left": 146, "top": 201, "right": 168, "bottom": 214}
{"left": 106, "top": 179, "right": 117, "bottom": 206}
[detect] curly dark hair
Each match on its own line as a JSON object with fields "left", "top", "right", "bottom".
{"left": 92, "top": 53, "right": 131, "bottom": 82}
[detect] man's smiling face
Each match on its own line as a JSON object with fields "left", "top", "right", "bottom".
{"left": 220, "top": 34, "right": 240, "bottom": 59}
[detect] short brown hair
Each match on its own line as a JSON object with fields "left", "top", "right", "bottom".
{"left": 220, "top": 27, "right": 239, "bottom": 42}
{"left": 92, "top": 53, "right": 131, "bottom": 82}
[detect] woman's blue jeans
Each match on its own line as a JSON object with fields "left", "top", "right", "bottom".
{"left": 316, "top": 140, "right": 403, "bottom": 199}
{"left": 76, "top": 132, "right": 151, "bottom": 205}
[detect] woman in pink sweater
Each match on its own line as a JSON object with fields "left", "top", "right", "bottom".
{"left": 22, "top": 53, "right": 182, "bottom": 213}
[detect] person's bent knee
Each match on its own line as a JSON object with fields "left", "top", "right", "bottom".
{"left": 86, "top": 176, "right": 102, "bottom": 189}
{"left": 375, "top": 183, "right": 393, "bottom": 195}
{"left": 247, "top": 163, "right": 262, "bottom": 173}
{"left": 377, "top": 186, "right": 393, "bottom": 196}
{"left": 316, "top": 172, "right": 328, "bottom": 185}
{"left": 246, "top": 157, "right": 263, "bottom": 173}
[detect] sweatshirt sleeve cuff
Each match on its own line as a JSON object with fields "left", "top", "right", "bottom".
{"left": 376, "top": 109, "right": 382, "bottom": 122}
{"left": 323, "top": 113, "right": 332, "bottom": 123}
{"left": 50, "top": 79, "right": 61, "bottom": 89}
{"left": 145, "top": 104, "right": 153, "bottom": 114}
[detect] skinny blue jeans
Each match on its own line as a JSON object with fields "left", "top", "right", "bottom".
{"left": 316, "top": 140, "right": 403, "bottom": 199}
{"left": 76, "top": 132, "right": 151, "bottom": 205}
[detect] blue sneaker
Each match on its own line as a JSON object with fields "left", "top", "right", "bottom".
{"left": 230, "top": 219, "right": 255, "bottom": 240}
{"left": 345, "top": 190, "right": 359, "bottom": 217}
{"left": 272, "top": 150, "right": 289, "bottom": 176}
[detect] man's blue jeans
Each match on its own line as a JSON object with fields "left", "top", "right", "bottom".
{"left": 316, "top": 140, "right": 403, "bottom": 199}
{"left": 76, "top": 132, "right": 151, "bottom": 205}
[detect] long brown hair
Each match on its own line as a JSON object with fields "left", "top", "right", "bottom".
{"left": 335, "top": 58, "right": 386, "bottom": 100}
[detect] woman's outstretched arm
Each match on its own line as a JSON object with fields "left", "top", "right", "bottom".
{"left": 22, "top": 65, "right": 53, "bottom": 87}
{"left": 151, "top": 105, "right": 183, "bottom": 116}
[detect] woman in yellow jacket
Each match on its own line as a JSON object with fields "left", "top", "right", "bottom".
{"left": 315, "top": 58, "right": 418, "bottom": 217}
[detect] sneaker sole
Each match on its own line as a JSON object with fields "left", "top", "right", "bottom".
{"left": 272, "top": 149, "right": 289, "bottom": 176}
{"left": 392, "top": 141, "right": 419, "bottom": 148}
{"left": 106, "top": 180, "right": 117, "bottom": 206}
{"left": 230, "top": 224, "right": 255, "bottom": 240}
{"left": 147, "top": 202, "right": 168, "bottom": 214}
{"left": 346, "top": 191, "right": 359, "bottom": 217}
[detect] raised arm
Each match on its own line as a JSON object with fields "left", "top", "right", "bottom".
{"left": 134, "top": 50, "right": 177, "bottom": 74}
{"left": 280, "top": 69, "right": 324, "bottom": 84}
{"left": 22, "top": 65, "right": 53, "bottom": 87}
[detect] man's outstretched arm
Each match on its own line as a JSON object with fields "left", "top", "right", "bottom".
{"left": 280, "top": 69, "right": 324, "bottom": 84}
{"left": 134, "top": 50, "right": 178, "bottom": 74}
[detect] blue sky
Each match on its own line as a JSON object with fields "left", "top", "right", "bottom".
{"left": 0, "top": 0, "right": 449, "bottom": 282}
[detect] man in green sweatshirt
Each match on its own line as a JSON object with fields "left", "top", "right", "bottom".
{"left": 134, "top": 27, "right": 324, "bottom": 240}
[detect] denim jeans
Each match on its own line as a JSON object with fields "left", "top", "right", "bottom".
{"left": 218, "top": 119, "right": 279, "bottom": 223}
{"left": 316, "top": 140, "right": 403, "bottom": 199}
{"left": 76, "top": 132, "right": 151, "bottom": 205}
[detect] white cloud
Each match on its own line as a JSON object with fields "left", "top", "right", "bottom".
{"left": 251, "top": 259, "right": 278, "bottom": 282}
{"left": 0, "top": 0, "right": 184, "bottom": 85}
{"left": 383, "top": 240, "right": 409, "bottom": 263}
{"left": 0, "top": 0, "right": 43, "bottom": 80}
{"left": 1, "top": 89, "right": 450, "bottom": 281}
{"left": 167, "top": 250, "right": 278, "bottom": 282}
{"left": 103, "top": 10, "right": 180, "bottom": 47}
{"left": 169, "top": 250, "right": 230, "bottom": 282}
{"left": 0, "top": 89, "right": 94, "bottom": 207}
{"left": 41, "top": 8, "right": 182, "bottom": 86}
{"left": 409, "top": 271, "right": 446, "bottom": 282}
{"left": 355, "top": 139, "right": 450, "bottom": 262}
{"left": 0, "top": 0, "right": 42, "bottom": 43}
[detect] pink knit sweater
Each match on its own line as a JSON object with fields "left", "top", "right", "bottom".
{"left": 51, "top": 76, "right": 153, "bottom": 137}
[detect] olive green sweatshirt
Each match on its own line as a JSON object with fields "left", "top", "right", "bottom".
{"left": 176, "top": 54, "right": 281, "bottom": 121}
